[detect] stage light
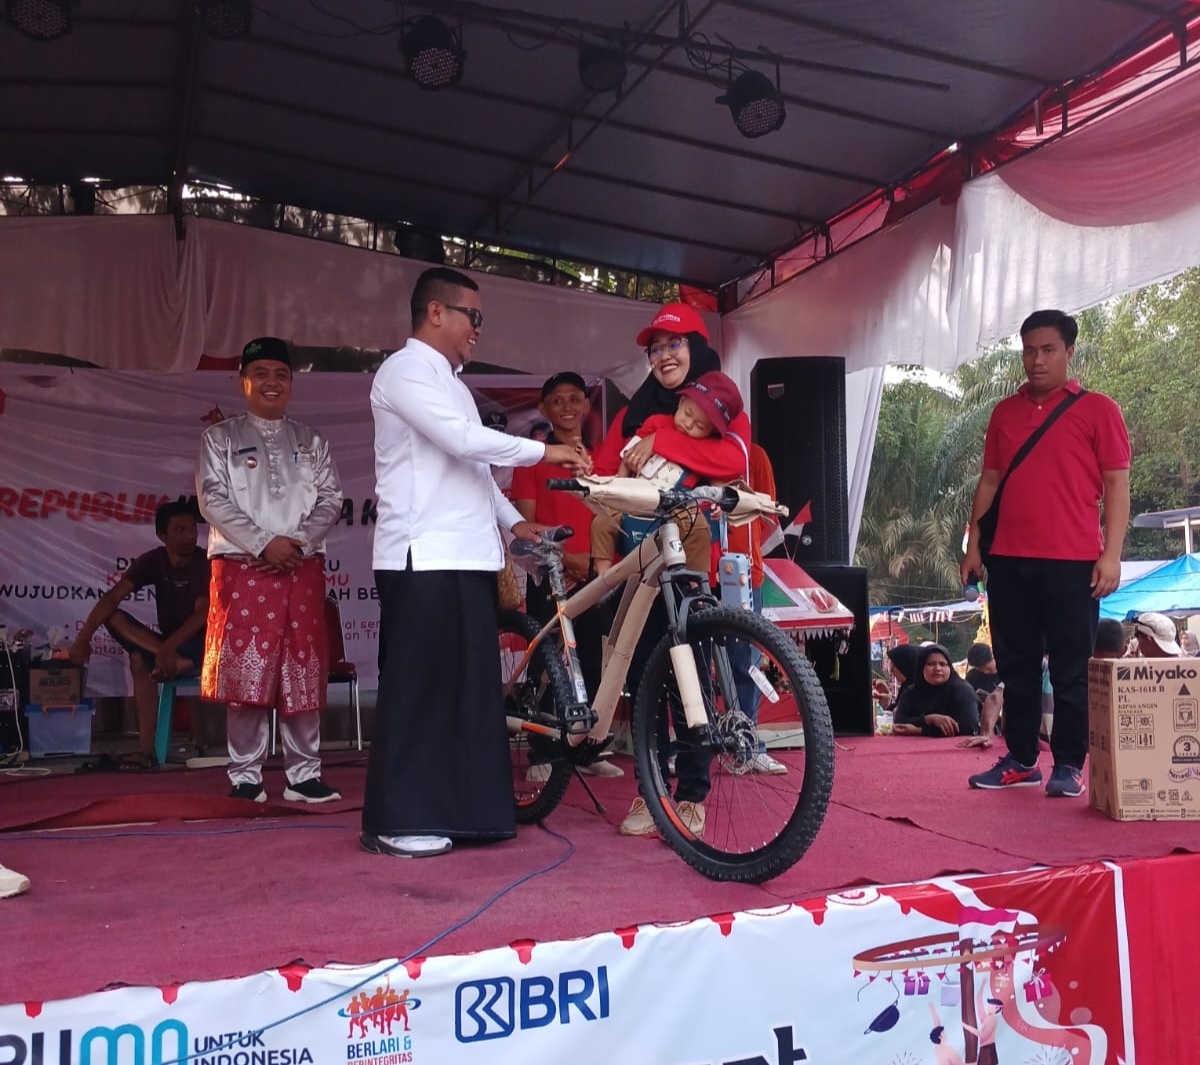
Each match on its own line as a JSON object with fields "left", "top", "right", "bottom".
{"left": 716, "top": 69, "right": 786, "bottom": 139}
{"left": 400, "top": 15, "right": 465, "bottom": 91}
{"left": 6, "top": 0, "right": 73, "bottom": 41}
{"left": 196, "top": 0, "right": 252, "bottom": 41}
{"left": 578, "top": 43, "right": 625, "bottom": 94}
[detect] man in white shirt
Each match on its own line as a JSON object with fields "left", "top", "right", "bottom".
{"left": 361, "top": 267, "right": 590, "bottom": 859}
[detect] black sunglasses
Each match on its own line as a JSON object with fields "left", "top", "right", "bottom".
{"left": 444, "top": 304, "right": 484, "bottom": 330}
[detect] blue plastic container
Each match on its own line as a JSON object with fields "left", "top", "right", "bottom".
{"left": 23, "top": 700, "right": 95, "bottom": 757}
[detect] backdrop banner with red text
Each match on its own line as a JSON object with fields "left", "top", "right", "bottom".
{"left": 0, "top": 367, "right": 604, "bottom": 695}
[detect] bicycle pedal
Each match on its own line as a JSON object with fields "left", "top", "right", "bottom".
{"left": 562, "top": 703, "right": 598, "bottom": 736}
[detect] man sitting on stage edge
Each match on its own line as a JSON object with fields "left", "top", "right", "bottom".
{"left": 197, "top": 337, "right": 345, "bottom": 804}
{"left": 69, "top": 501, "right": 210, "bottom": 768}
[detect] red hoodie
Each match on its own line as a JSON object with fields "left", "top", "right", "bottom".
{"left": 593, "top": 407, "right": 752, "bottom": 481}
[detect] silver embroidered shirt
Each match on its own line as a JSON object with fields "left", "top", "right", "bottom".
{"left": 197, "top": 412, "right": 344, "bottom": 559}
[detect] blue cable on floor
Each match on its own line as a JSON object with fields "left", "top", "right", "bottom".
{"left": 11, "top": 820, "right": 575, "bottom": 1065}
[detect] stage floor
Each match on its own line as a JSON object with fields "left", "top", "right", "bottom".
{"left": 3, "top": 736, "right": 1197, "bottom": 1006}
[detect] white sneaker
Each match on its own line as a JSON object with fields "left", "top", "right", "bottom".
{"left": 0, "top": 864, "right": 30, "bottom": 899}
{"left": 361, "top": 833, "right": 453, "bottom": 858}
{"left": 579, "top": 758, "right": 624, "bottom": 778}
{"left": 748, "top": 751, "right": 788, "bottom": 775}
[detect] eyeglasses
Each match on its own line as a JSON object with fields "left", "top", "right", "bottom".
{"left": 647, "top": 336, "right": 687, "bottom": 361}
{"left": 444, "top": 304, "right": 484, "bottom": 330}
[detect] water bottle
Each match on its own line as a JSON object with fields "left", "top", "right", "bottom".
{"left": 963, "top": 570, "right": 982, "bottom": 603}
{"left": 874, "top": 700, "right": 893, "bottom": 736}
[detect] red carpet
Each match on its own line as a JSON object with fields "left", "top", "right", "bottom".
{"left": 2, "top": 737, "right": 1195, "bottom": 1006}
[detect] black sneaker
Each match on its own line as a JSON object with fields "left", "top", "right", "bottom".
{"left": 1046, "top": 764, "right": 1085, "bottom": 798}
{"left": 283, "top": 778, "right": 341, "bottom": 804}
{"left": 229, "top": 783, "right": 267, "bottom": 802}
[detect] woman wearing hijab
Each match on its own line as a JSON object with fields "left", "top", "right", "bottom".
{"left": 592, "top": 302, "right": 750, "bottom": 839}
{"left": 593, "top": 302, "right": 751, "bottom": 481}
{"left": 893, "top": 644, "right": 980, "bottom": 738}
{"left": 874, "top": 644, "right": 919, "bottom": 710}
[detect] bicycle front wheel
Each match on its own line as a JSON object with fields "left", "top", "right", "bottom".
{"left": 631, "top": 606, "right": 834, "bottom": 883}
{"left": 498, "top": 609, "right": 575, "bottom": 825}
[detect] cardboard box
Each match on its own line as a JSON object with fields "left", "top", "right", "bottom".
{"left": 28, "top": 664, "right": 83, "bottom": 708}
{"left": 1089, "top": 657, "right": 1200, "bottom": 821}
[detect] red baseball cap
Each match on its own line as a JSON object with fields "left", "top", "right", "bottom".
{"left": 677, "top": 371, "right": 743, "bottom": 437}
{"left": 635, "top": 302, "right": 710, "bottom": 348}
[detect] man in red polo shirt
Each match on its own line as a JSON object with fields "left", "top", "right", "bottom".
{"left": 961, "top": 309, "right": 1130, "bottom": 797}
{"left": 511, "top": 370, "right": 623, "bottom": 778}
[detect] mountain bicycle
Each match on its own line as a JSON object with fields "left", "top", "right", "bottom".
{"left": 498, "top": 476, "right": 835, "bottom": 884}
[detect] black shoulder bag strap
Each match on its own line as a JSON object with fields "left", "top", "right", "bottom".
{"left": 977, "top": 389, "right": 1088, "bottom": 559}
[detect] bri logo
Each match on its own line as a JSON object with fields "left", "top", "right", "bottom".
{"left": 454, "top": 966, "right": 610, "bottom": 1043}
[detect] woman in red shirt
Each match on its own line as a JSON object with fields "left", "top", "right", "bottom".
{"left": 594, "top": 302, "right": 751, "bottom": 839}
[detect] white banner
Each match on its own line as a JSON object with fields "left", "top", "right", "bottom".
{"left": 0, "top": 865, "right": 1133, "bottom": 1064}
{"left": 0, "top": 368, "right": 604, "bottom": 697}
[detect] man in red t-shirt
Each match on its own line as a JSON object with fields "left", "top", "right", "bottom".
{"left": 511, "top": 371, "right": 623, "bottom": 778}
{"left": 961, "top": 309, "right": 1130, "bottom": 797}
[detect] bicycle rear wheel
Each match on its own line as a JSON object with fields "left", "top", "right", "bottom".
{"left": 631, "top": 606, "right": 834, "bottom": 883}
{"left": 498, "top": 609, "right": 574, "bottom": 825}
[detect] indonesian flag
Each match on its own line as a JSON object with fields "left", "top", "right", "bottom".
{"left": 762, "top": 501, "right": 813, "bottom": 555}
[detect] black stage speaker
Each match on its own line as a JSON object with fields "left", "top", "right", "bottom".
{"left": 800, "top": 565, "right": 873, "bottom": 736}
{"left": 751, "top": 357, "right": 849, "bottom": 566}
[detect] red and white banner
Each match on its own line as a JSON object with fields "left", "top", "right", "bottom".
{"left": 0, "top": 368, "right": 604, "bottom": 696}
{"left": 0, "top": 863, "right": 1134, "bottom": 1063}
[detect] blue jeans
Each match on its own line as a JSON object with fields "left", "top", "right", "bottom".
{"left": 727, "top": 584, "right": 766, "bottom": 753}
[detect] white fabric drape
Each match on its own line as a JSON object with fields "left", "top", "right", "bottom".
{"left": 949, "top": 61, "right": 1200, "bottom": 353}
{"left": 724, "top": 61, "right": 1200, "bottom": 557}
{"left": 0, "top": 215, "right": 719, "bottom": 398}
{"left": 0, "top": 215, "right": 207, "bottom": 371}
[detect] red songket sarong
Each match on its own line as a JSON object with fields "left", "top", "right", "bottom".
{"left": 202, "top": 555, "right": 328, "bottom": 715}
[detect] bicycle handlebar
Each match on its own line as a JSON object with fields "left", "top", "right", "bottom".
{"left": 547, "top": 477, "right": 740, "bottom": 514}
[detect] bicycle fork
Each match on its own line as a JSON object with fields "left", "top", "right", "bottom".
{"left": 659, "top": 517, "right": 714, "bottom": 732}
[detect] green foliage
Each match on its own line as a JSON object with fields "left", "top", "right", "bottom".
{"left": 856, "top": 267, "right": 1200, "bottom": 605}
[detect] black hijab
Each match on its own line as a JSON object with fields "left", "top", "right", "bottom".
{"left": 886, "top": 644, "right": 919, "bottom": 686}
{"left": 620, "top": 331, "right": 723, "bottom": 438}
{"left": 903, "top": 644, "right": 975, "bottom": 717}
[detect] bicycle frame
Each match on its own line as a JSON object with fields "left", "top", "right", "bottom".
{"left": 503, "top": 512, "right": 718, "bottom": 747}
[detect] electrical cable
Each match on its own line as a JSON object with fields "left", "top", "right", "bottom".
{"left": 47, "top": 820, "right": 577, "bottom": 1065}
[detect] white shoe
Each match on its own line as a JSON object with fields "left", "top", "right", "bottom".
{"left": 579, "top": 758, "right": 624, "bottom": 778}
{"left": 0, "top": 864, "right": 30, "bottom": 899}
{"left": 361, "top": 833, "right": 453, "bottom": 858}
{"left": 748, "top": 751, "right": 788, "bottom": 775}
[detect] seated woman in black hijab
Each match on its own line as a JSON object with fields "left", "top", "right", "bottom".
{"left": 893, "top": 644, "right": 980, "bottom": 738}
{"left": 874, "top": 644, "right": 919, "bottom": 711}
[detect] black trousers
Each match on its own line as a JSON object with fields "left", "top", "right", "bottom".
{"left": 628, "top": 595, "right": 713, "bottom": 804}
{"left": 362, "top": 565, "right": 516, "bottom": 840}
{"left": 524, "top": 578, "right": 606, "bottom": 701}
{"left": 986, "top": 555, "right": 1097, "bottom": 769}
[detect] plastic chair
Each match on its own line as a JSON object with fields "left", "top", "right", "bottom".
{"left": 153, "top": 676, "right": 202, "bottom": 766}
{"left": 325, "top": 596, "right": 362, "bottom": 750}
{"left": 270, "top": 597, "right": 362, "bottom": 753}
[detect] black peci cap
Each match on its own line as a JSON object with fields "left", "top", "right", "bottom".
{"left": 241, "top": 337, "right": 292, "bottom": 372}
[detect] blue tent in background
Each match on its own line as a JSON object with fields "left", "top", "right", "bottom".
{"left": 1100, "top": 554, "right": 1200, "bottom": 619}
